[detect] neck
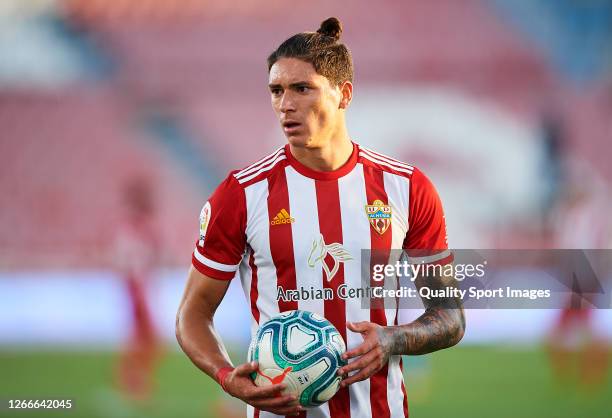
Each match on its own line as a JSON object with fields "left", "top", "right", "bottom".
{"left": 289, "top": 127, "right": 353, "bottom": 172}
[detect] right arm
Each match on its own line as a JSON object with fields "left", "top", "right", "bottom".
{"left": 175, "top": 265, "right": 234, "bottom": 378}
{"left": 176, "top": 266, "right": 304, "bottom": 415}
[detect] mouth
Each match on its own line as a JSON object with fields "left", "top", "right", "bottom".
{"left": 282, "top": 121, "right": 302, "bottom": 134}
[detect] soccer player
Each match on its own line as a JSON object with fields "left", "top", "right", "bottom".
{"left": 176, "top": 17, "right": 465, "bottom": 417}
{"left": 113, "top": 179, "right": 162, "bottom": 403}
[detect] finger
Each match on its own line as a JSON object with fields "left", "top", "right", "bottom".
{"left": 340, "top": 363, "right": 379, "bottom": 387}
{"left": 234, "top": 361, "right": 258, "bottom": 376}
{"left": 265, "top": 405, "right": 304, "bottom": 416}
{"left": 342, "top": 340, "right": 376, "bottom": 360}
{"left": 268, "top": 408, "right": 302, "bottom": 416}
{"left": 253, "top": 394, "right": 298, "bottom": 408}
{"left": 346, "top": 321, "right": 371, "bottom": 333}
{"left": 254, "top": 401, "right": 304, "bottom": 416}
{"left": 338, "top": 350, "right": 377, "bottom": 375}
{"left": 247, "top": 383, "right": 287, "bottom": 400}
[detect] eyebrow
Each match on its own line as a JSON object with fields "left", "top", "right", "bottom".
{"left": 268, "top": 81, "right": 312, "bottom": 89}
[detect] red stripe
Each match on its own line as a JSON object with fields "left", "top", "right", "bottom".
{"left": 315, "top": 179, "right": 351, "bottom": 418}
{"left": 363, "top": 165, "right": 392, "bottom": 418}
{"left": 400, "top": 359, "right": 409, "bottom": 417}
{"left": 267, "top": 170, "right": 298, "bottom": 313}
{"left": 395, "top": 293, "right": 409, "bottom": 418}
{"left": 359, "top": 154, "right": 413, "bottom": 179}
{"left": 360, "top": 147, "right": 414, "bottom": 171}
{"left": 254, "top": 408, "right": 259, "bottom": 418}
{"left": 248, "top": 250, "right": 260, "bottom": 324}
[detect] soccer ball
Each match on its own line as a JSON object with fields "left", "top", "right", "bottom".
{"left": 248, "top": 310, "right": 347, "bottom": 408}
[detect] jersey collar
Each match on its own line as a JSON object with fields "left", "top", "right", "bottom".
{"left": 284, "top": 142, "right": 358, "bottom": 181}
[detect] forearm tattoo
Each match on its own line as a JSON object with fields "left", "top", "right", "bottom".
{"left": 388, "top": 273, "right": 466, "bottom": 355}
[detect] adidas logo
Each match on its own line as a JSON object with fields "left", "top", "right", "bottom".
{"left": 271, "top": 209, "right": 295, "bottom": 225}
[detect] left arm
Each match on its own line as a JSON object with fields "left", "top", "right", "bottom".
{"left": 387, "top": 269, "right": 465, "bottom": 355}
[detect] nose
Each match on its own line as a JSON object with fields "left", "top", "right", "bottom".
{"left": 279, "top": 91, "right": 296, "bottom": 113}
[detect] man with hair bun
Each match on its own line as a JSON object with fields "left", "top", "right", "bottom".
{"left": 177, "top": 17, "right": 464, "bottom": 417}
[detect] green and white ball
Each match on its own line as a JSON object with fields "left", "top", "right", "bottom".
{"left": 248, "top": 310, "right": 347, "bottom": 408}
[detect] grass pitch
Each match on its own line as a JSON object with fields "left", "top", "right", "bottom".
{"left": 0, "top": 345, "right": 609, "bottom": 418}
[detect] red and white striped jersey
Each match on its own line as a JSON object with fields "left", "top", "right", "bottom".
{"left": 192, "top": 142, "right": 451, "bottom": 418}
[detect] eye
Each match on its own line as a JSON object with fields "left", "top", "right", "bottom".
{"left": 296, "top": 85, "right": 309, "bottom": 93}
{"left": 270, "top": 88, "right": 282, "bottom": 97}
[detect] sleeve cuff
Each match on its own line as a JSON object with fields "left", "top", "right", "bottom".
{"left": 192, "top": 248, "right": 239, "bottom": 280}
{"left": 403, "top": 249, "right": 454, "bottom": 266}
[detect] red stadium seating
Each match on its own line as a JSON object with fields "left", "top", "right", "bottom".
{"left": 1, "top": 0, "right": 610, "bottom": 267}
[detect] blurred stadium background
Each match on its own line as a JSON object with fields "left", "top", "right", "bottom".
{"left": 1, "top": 0, "right": 611, "bottom": 417}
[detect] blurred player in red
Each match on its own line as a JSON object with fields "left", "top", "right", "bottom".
{"left": 113, "top": 178, "right": 162, "bottom": 403}
{"left": 548, "top": 176, "right": 610, "bottom": 391}
{"left": 548, "top": 301, "right": 609, "bottom": 391}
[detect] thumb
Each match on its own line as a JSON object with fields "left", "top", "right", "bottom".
{"left": 347, "top": 321, "right": 370, "bottom": 333}
{"left": 234, "top": 361, "right": 258, "bottom": 377}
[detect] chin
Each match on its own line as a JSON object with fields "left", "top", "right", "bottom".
{"left": 286, "top": 135, "right": 312, "bottom": 148}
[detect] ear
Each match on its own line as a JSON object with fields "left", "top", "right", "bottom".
{"left": 338, "top": 81, "right": 353, "bottom": 109}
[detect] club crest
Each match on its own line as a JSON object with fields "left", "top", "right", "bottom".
{"left": 365, "top": 199, "right": 392, "bottom": 235}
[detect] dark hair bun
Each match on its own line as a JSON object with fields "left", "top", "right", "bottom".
{"left": 317, "top": 17, "right": 342, "bottom": 41}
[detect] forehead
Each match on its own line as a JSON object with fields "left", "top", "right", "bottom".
{"left": 268, "top": 58, "right": 327, "bottom": 85}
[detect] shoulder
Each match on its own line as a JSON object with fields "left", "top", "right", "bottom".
{"left": 206, "top": 146, "right": 287, "bottom": 210}
{"left": 356, "top": 144, "right": 439, "bottom": 197}
{"left": 230, "top": 146, "right": 288, "bottom": 188}
{"left": 357, "top": 144, "right": 417, "bottom": 179}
